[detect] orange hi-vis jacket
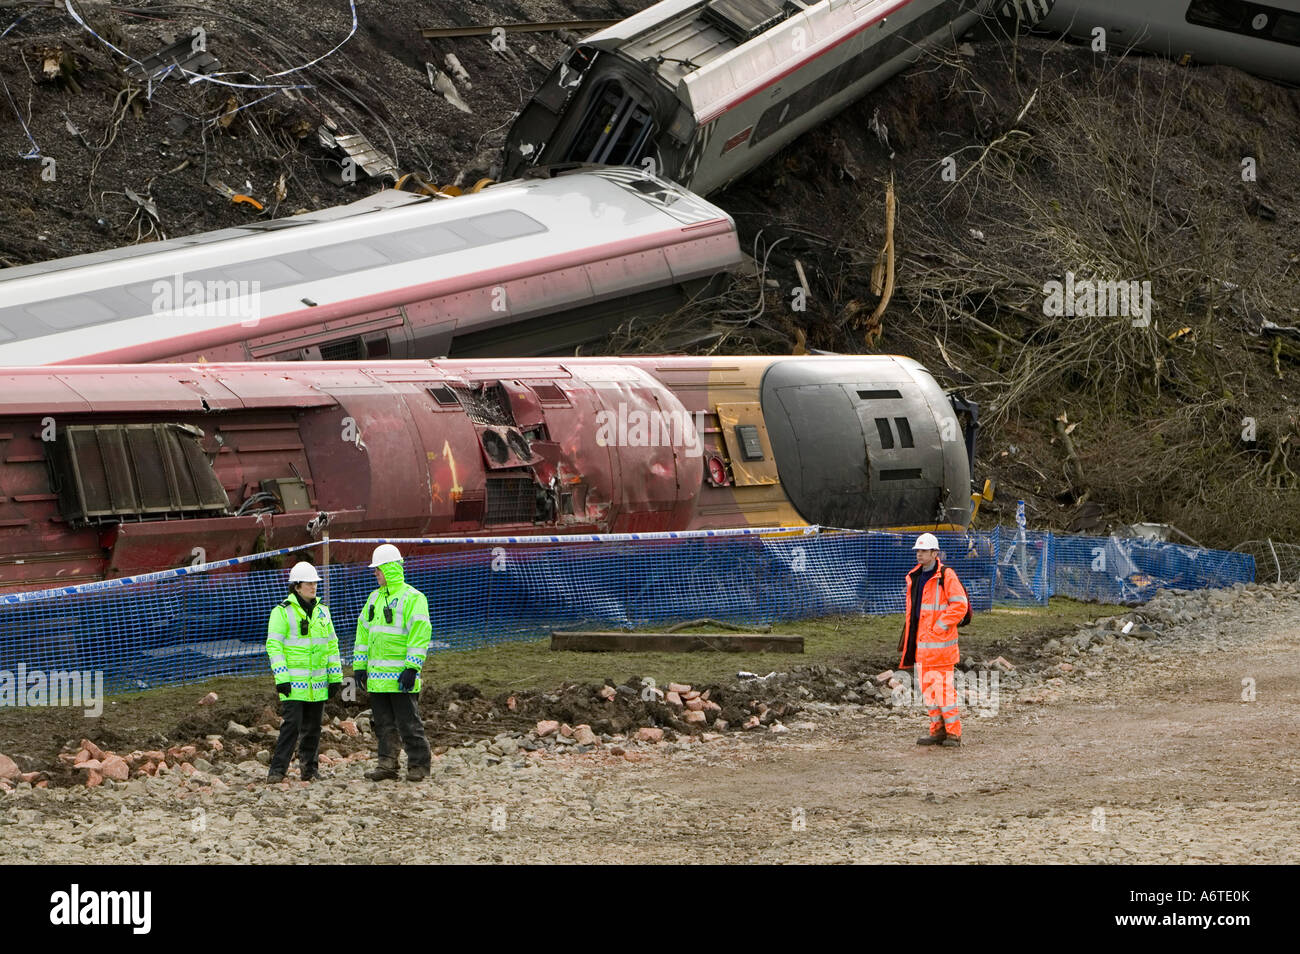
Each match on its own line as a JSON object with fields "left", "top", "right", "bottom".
{"left": 899, "top": 560, "right": 969, "bottom": 669}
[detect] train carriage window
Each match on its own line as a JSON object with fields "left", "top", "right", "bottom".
{"left": 310, "top": 242, "right": 389, "bottom": 270}
{"left": 464, "top": 210, "right": 549, "bottom": 241}
{"left": 1274, "top": 12, "right": 1300, "bottom": 41}
{"left": 25, "top": 295, "right": 119, "bottom": 329}
{"left": 220, "top": 258, "right": 302, "bottom": 286}
{"left": 857, "top": 388, "right": 902, "bottom": 400}
{"left": 1186, "top": 0, "right": 1246, "bottom": 28}
{"left": 894, "top": 417, "right": 914, "bottom": 448}
{"left": 874, "top": 418, "right": 895, "bottom": 450}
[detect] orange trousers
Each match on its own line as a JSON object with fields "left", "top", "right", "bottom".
{"left": 920, "top": 665, "right": 961, "bottom": 738}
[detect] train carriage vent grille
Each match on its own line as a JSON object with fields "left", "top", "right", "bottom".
{"left": 485, "top": 477, "right": 537, "bottom": 526}
{"left": 50, "top": 423, "right": 228, "bottom": 527}
{"left": 702, "top": 0, "right": 791, "bottom": 42}
{"left": 318, "top": 337, "right": 363, "bottom": 361}
{"left": 451, "top": 384, "right": 514, "bottom": 426}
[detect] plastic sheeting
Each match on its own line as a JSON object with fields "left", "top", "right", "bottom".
{"left": 0, "top": 528, "right": 1254, "bottom": 693}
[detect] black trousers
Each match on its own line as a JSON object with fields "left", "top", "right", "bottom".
{"left": 270, "top": 699, "right": 324, "bottom": 777}
{"left": 370, "top": 692, "right": 430, "bottom": 771}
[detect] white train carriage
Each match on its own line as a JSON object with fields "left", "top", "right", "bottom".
{"left": 0, "top": 168, "right": 741, "bottom": 366}
{"left": 1025, "top": 0, "right": 1300, "bottom": 84}
{"left": 502, "top": 0, "right": 995, "bottom": 196}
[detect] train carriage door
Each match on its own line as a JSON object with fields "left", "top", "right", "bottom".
{"left": 563, "top": 79, "right": 657, "bottom": 167}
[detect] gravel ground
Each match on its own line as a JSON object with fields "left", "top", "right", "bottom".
{"left": 2, "top": 583, "right": 1296, "bottom": 864}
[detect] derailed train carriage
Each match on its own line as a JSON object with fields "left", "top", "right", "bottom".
{"left": 502, "top": 0, "right": 997, "bottom": 196}
{"left": 1025, "top": 0, "right": 1300, "bottom": 84}
{"left": 0, "top": 355, "right": 978, "bottom": 593}
{"left": 0, "top": 168, "right": 741, "bottom": 366}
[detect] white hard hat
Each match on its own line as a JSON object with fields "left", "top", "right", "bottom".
{"left": 289, "top": 561, "right": 321, "bottom": 583}
{"left": 369, "top": 543, "right": 404, "bottom": 568}
{"left": 913, "top": 533, "right": 940, "bottom": 550}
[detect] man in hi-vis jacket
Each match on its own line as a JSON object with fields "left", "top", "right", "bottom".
{"left": 898, "top": 533, "right": 969, "bottom": 748}
{"left": 353, "top": 544, "right": 433, "bottom": 781}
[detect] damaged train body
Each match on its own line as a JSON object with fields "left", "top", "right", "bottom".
{"left": 502, "top": 0, "right": 995, "bottom": 195}
{"left": 0, "top": 168, "right": 740, "bottom": 366}
{"left": 1030, "top": 0, "right": 1300, "bottom": 85}
{"left": 0, "top": 355, "right": 974, "bottom": 592}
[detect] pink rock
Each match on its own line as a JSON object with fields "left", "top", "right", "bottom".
{"left": 1058, "top": 662, "right": 1074, "bottom": 673}
{"left": 573, "top": 725, "right": 598, "bottom": 746}
{"left": 684, "top": 697, "right": 704, "bottom": 711}
{"left": 559, "top": 724, "right": 574, "bottom": 738}
{"left": 35, "top": 780, "right": 48, "bottom": 789}
{"left": 667, "top": 683, "right": 691, "bottom": 693}
{"left": 875, "top": 670, "right": 894, "bottom": 685}
{"left": 339, "top": 720, "right": 359, "bottom": 737}
{"left": 703, "top": 700, "right": 722, "bottom": 712}
{"left": 888, "top": 678, "right": 902, "bottom": 690}
{"left": 73, "top": 749, "right": 90, "bottom": 765}
{"left": 20, "top": 771, "right": 41, "bottom": 784}
{"left": 665, "top": 691, "right": 682, "bottom": 706}
{"left": 0, "top": 754, "right": 20, "bottom": 781}
{"left": 992, "top": 656, "right": 1016, "bottom": 672}
{"left": 714, "top": 720, "right": 729, "bottom": 732}
{"left": 197, "top": 691, "right": 219, "bottom": 706}
{"left": 77, "top": 759, "right": 103, "bottom": 772}
{"left": 634, "top": 727, "right": 664, "bottom": 743}
{"left": 700, "top": 689, "right": 711, "bottom": 701}
{"left": 179, "top": 762, "right": 197, "bottom": 776}
{"left": 81, "top": 739, "right": 106, "bottom": 761}
{"left": 535, "top": 720, "right": 559, "bottom": 738}
{"left": 743, "top": 716, "right": 761, "bottom": 730}
{"left": 683, "top": 710, "right": 706, "bottom": 723}
{"left": 507, "top": 695, "right": 517, "bottom": 711}
{"left": 101, "top": 755, "right": 129, "bottom": 782}
{"left": 85, "top": 770, "right": 103, "bottom": 787}
{"left": 683, "top": 690, "right": 700, "bottom": 701}
{"left": 143, "top": 750, "right": 166, "bottom": 761}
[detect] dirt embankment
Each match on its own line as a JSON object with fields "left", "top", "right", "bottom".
{"left": 1, "top": 0, "right": 653, "bottom": 264}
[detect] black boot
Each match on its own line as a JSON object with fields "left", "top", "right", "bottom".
{"left": 365, "top": 760, "right": 399, "bottom": 781}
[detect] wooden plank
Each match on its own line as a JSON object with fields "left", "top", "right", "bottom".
{"left": 551, "top": 630, "right": 804, "bottom": 653}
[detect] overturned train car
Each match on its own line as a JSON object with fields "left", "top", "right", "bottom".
{"left": 0, "top": 168, "right": 740, "bottom": 366}
{"left": 502, "top": 0, "right": 995, "bottom": 195}
{"left": 1027, "top": 0, "right": 1300, "bottom": 85}
{"left": 0, "top": 355, "right": 974, "bottom": 592}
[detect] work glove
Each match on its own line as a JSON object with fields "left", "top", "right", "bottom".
{"left": 276, "top": 682, "right": 291, "bottom": 697}
{"left": 353, "top": 670, "right": 367, "bottom": 692}
{"left": 397, "top": 668, "right": 418, "bottom": 693}
{"left": 327, "top": 682, "right": 340, "bottom": 700}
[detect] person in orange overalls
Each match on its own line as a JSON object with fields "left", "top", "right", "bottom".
{"left": 898, "top": 533, "right": 969, "bottom": 747}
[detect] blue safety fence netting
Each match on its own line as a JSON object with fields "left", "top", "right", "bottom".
{"left": 0, "top": 527, "right": 1254, "bottom": 694}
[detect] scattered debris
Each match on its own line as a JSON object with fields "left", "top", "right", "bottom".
{"left": 426, "top": 63, "right": 471, "bottom": 113}
{"left": 443, "top": 53, "right": 471, "bottom": 88}
{"left": 317, "top": 124, "right": 398, "bottom": 181}
{"left": 124, "top": 33, "right": 221, "bottom": 88}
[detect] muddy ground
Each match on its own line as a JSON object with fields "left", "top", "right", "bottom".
{"left": 1, "top": 584, "right": 1294, "bottom": 863}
